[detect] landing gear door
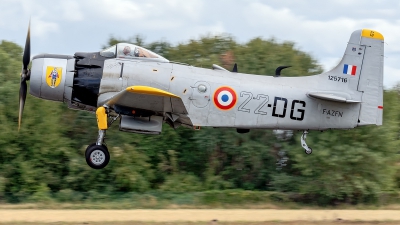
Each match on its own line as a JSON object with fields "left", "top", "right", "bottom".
{"left": 190, "top": 81, "right": 211, "bottom": 108}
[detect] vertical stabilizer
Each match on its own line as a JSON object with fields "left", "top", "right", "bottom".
{"left": 325, "top": 29, "right": 384, "bottom": 126}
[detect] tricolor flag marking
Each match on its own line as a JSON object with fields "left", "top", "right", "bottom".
{"left": 343, "top": 64, "right": 357, "bottom": 76}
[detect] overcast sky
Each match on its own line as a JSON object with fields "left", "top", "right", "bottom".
{"left": 1, "top": 0, "right": 399, "bottom": 88}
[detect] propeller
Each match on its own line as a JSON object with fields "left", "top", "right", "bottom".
{"left": 19, "top": 21, "right": 31, "bottom": 130}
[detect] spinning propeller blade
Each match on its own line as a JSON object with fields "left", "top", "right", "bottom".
{"left": 19, "top": 21, "right": 31, "bottom": 130}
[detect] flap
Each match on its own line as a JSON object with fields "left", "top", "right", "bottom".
{"left": 307, "top": 91, "right": 361, "bottom": 103}
{"left": 98, "top": 86, "right": 188, "bottom": 114}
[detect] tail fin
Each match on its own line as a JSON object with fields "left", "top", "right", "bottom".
{"left": 325, "top": 29, "right": 384, "bottom": 126}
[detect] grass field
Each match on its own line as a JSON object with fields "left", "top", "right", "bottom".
{"left": 1, "top": 209, "right": 400, "bottom": 224}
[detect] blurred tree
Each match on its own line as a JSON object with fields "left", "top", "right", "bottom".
{"left": 0, "top": 32, "right": 396, "bottom": 205}
{"left": 272, "top": 90, "right": 400, "bottom": 204}
{"left": 102, "top": 34, "right": 146, "bottom": 49}
{"left": 195, "top": 128, "right": 278, "bottom": 190}
{"left": 163, "top": 34, "right": 237, "bottom": 69}
{"left": 158, "top": 150, "right": 204, "bottom": 193}
{"left": 234, "top": 38, "right": 323, "bottom": 76}
{"left": 0, "top": 41, "right": 74, "bottom": 201}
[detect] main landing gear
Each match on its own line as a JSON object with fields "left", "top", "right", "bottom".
{"left": 85, "top": 106, "right": 119, "bottom": 169}
{"left": 301, "top": 130, "right": 312, "bottom": 155}
{"left": 85, "top": 141, "right": 109, "bottom": 169}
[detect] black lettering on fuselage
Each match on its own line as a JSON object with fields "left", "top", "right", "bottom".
{"left": 272, "top": 97, "right": 287, "bottom": 118}
{"left": 322, "top": 108, "right": 343, "bottom": 117}
{"left": 237, "top": 93, "right": 306, "bottom": 121}
{"left": 290, "top": 100, "right": 306, "bottom": 121}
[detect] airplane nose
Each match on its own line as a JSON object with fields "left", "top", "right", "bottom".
{"left": 29, "top": 54, "right": 75, "bottom": 102}
{"left": 18, "top": 20, "right": 75, "bottom": 130}
{"left": 18, "top": 22, "right": 75, "bottom": 130}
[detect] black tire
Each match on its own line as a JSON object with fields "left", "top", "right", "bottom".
{"left": 85, "top": 143, "right": 96, "bottom": 158}
{"left": 85, "top": 144, "right": 110, "bottom": 169}
{"left": 305, "top": 147, "right": 312, "bottom": 155}
{"left": 85, "top": 143, "right": 107, "bottom": 158}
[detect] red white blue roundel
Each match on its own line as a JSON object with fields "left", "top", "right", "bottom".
{"left": 213, "top": 86, "right": 237, "bottom": 110}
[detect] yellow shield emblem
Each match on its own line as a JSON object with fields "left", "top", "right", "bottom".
{"left": 46, "top": 66, "right": 62, "bottom": 88}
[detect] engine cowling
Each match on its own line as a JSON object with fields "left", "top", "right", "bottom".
{"left": 29, "top": 52, "right": 108, "bottom": 112}
{"left": 29, "top": 54, "right": 74, "bottom": 103}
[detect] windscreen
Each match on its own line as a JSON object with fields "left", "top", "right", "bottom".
{"left": 116, "top": 43, "right": 167, "bottom": 61}
{"left": 100, "top": 45, "right": 116, "bottom": 58}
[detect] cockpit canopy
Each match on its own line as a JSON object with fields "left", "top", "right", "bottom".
{"left": 100, "top": 43, "right": 169, "bottom": 63}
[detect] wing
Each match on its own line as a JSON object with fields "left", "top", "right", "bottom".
{"left": 98, "top": 86, "right": 188, "bottom": 114}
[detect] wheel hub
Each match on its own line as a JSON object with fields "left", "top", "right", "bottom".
{"left": 90, "top": 149, "right": 105, "bottom": 165}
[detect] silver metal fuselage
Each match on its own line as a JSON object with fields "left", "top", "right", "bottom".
{"left": 98, "top": 58, "right": 360, "bottom": 131}
{"left": 28, "top": 29, "right": 384, "bottom": 132}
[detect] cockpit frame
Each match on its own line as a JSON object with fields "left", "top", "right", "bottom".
{"left": 100, "top": 43, "right": 169, "bottom": 63}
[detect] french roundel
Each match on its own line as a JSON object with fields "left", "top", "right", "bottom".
{"left": 213, "top": 86, "right": 237, "bottom": 110}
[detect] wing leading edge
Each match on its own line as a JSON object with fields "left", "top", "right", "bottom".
{"left": 98, "top": 86, "right": 188, "bottom": 114}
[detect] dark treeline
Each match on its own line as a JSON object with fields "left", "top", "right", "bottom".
{"left": 0, "top": 34, "right": 399, "bottom": 205}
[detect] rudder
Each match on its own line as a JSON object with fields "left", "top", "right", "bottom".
{"left": 357, "top": 29, "right": 384, "bottom": 126}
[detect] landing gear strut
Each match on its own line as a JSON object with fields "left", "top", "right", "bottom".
{"left": 301, "top": 130, "right": 312, "bottom": 155}
{"left": 84, "top": 106, "right": 118, "bottom": 169}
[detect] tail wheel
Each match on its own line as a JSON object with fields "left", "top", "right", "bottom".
{"left": 305, "top": 147, "right": 312, "bottom": 155}
{"left": 85, "top": 144, "right": 110, "bottom": 169}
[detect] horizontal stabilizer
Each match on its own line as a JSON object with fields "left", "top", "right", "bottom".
{"left": 307, "top": 91, "right": 361, "bottom": 103}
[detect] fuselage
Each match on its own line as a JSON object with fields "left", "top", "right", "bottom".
{"left": 28, "top": 53, "right": 360, "bottom": 131}
{"left": 98, "top": 57, "right": 360, "bottom": 131}
{"left": 30, "top": 30, "right": 386, "bottom": 133}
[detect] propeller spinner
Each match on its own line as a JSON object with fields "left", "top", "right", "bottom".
{"left": 19, "top": 21, "right": 31, "bottom": 130}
